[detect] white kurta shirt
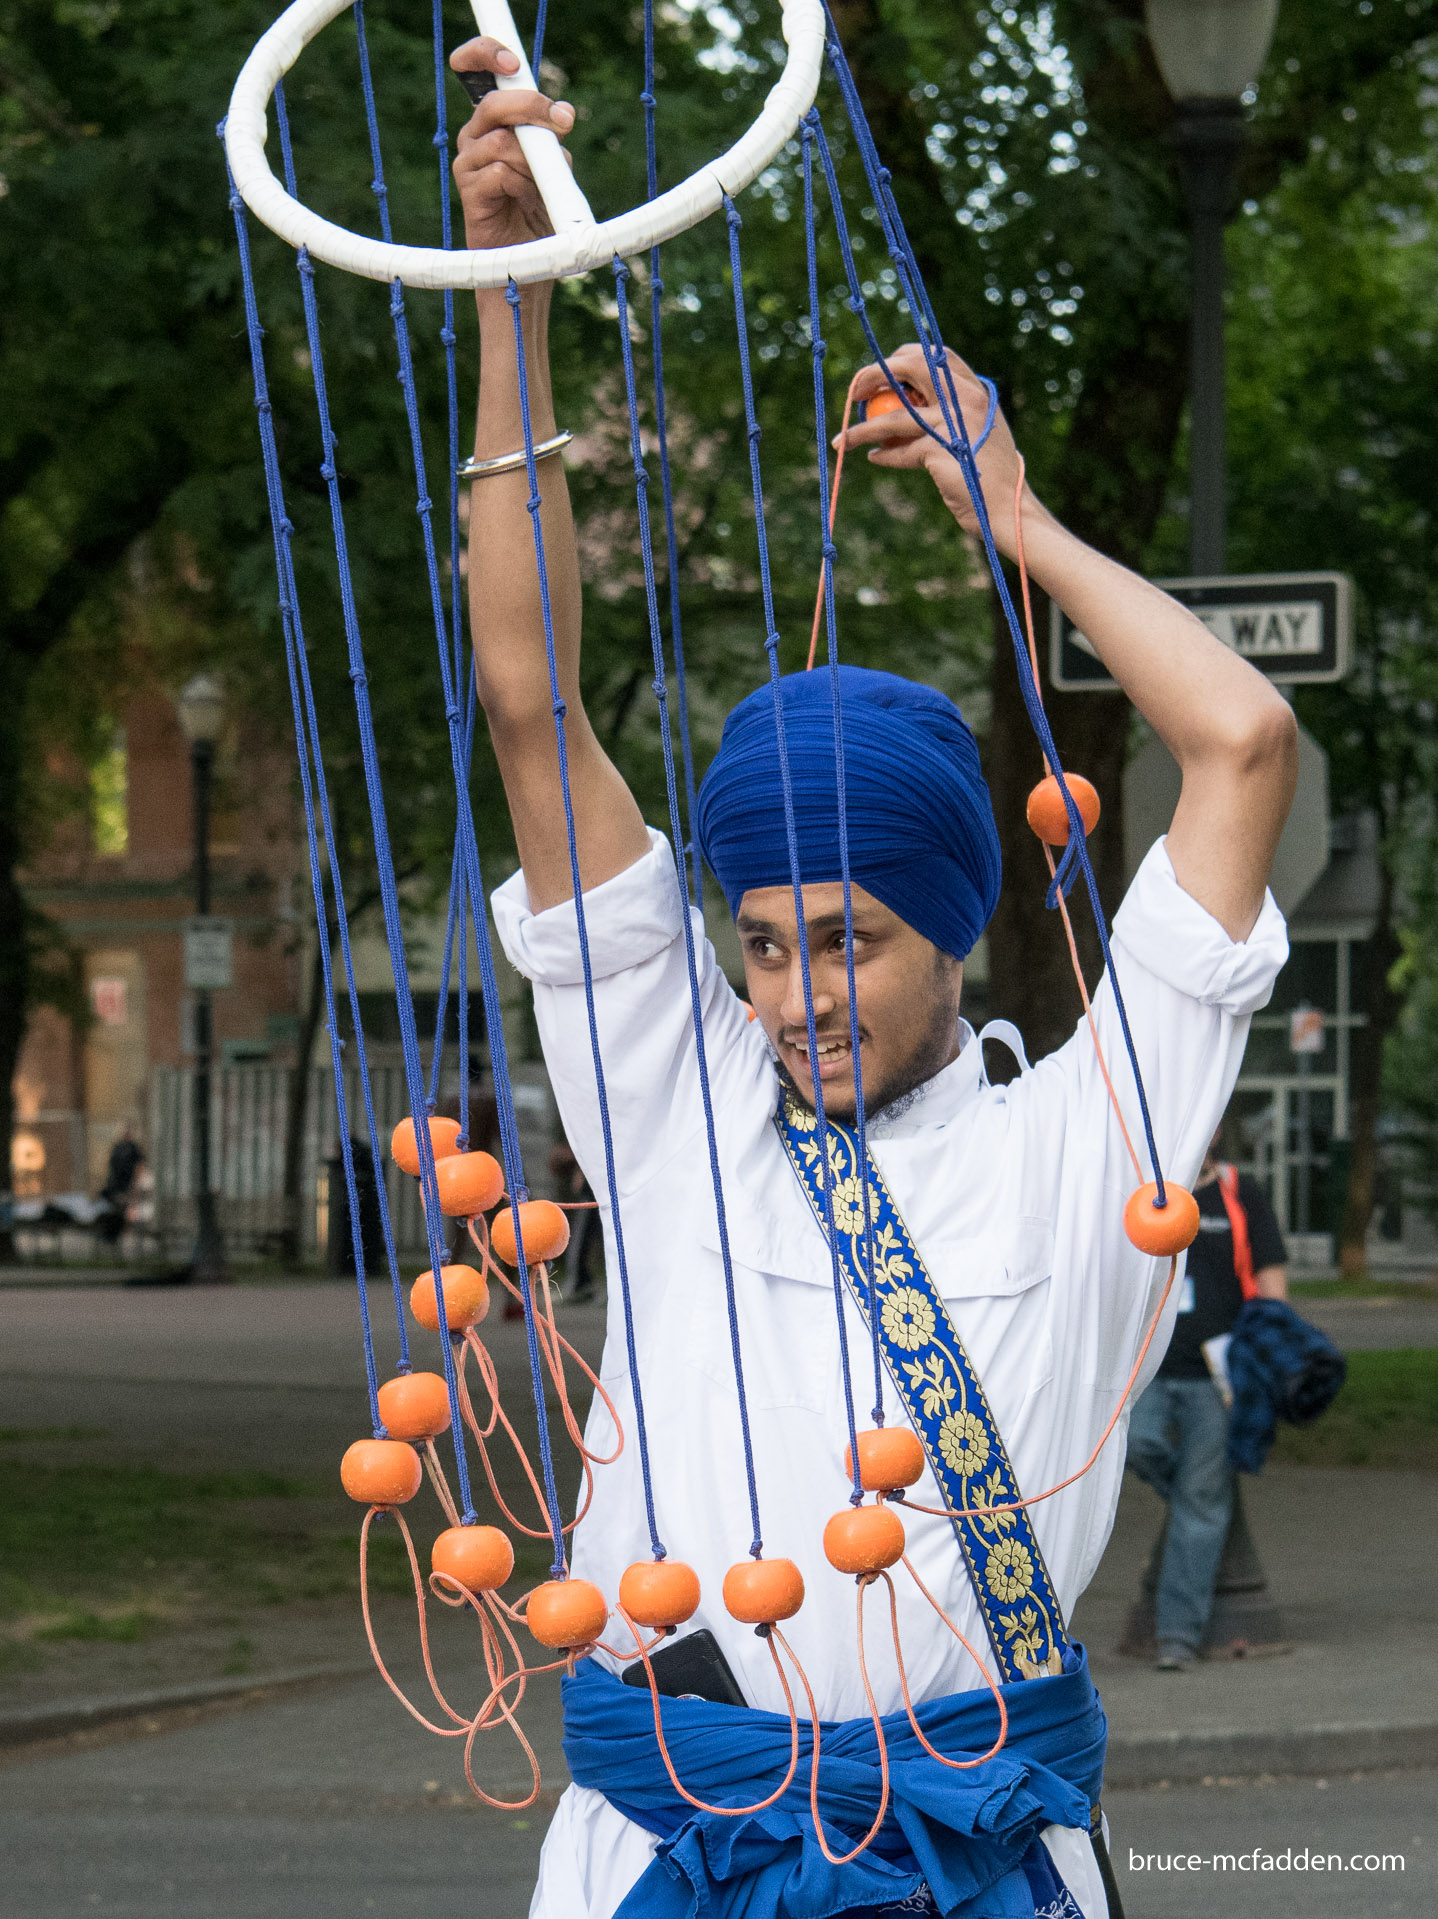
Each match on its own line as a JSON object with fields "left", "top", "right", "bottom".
{"left": 493, "top": 830, "right": 1287, "bottom": 1917}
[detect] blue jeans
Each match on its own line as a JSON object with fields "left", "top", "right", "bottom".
{"left": 1126, "top": 1377, "right": 1233, "bottom": 1653}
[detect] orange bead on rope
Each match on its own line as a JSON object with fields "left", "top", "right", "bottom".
{"left": 376, "top": 1371, "right": 451, "bottom": 1441}
{"left": 434, "top": 1150, "right": 505, "bottom": 1219}
{"left": 390, "top": 1115, "right": 462, "bottom": 1178}
{"left": 722, "top": 1557, "right": 805, "bottom": 1625}
{"left": 859, "top": 379, "right": 922, "bottom": 423}
{"left": 1026, "top": 773, "right": 1101, "bottom": 847}
{"left": 619, "top": 1559, "right": 701, "bottom": 1629}
{"left": 490, "top": 1199, "right": 570, "bottom": 1267}
{"left": 340, "top": 1437, "right": 422, "bottom": 1506}
{"left": 824, "top": 1504, "right": 906, "bottom": 1576}
{"left": 410, "top": 1263, "right": 488, "bottom": 1332}
{"left": 1124, "top": 1181, "right": 1200, "bottom": 1256}
{"left": 844, "top": 1427, "right": 926, "bottom": 1494}
{"left": 526, "top": 1577, "right": 609, "bottom": 1649}
{"left": 431, "top": 1523, "right": 514, "bottom": 1594}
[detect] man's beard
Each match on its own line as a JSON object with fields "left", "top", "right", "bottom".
{"left": 771, "top": 1001, "right": 960, "bottom": 1122}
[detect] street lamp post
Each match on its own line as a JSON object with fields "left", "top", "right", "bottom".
{"left": 177, "top": 675, "right": 227, "bottom": 1283}
{"left": 1146, "top": 0, "right": 1280, "bottom": 575}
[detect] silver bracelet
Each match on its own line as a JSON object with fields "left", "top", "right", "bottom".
{"left": 457, "top": 430, "right": 573, "bottom": 480}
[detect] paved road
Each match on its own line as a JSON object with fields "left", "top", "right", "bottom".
{"left": 0, "top": 1676, "right": 1430, "bottom": 1918}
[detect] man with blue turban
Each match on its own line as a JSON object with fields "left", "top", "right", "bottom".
{"left": 454, "top": 42, "right": 1295, "bottom": 1919}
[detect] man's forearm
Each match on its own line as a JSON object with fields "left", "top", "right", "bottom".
{"left": 469, "top": 283, "right": 581, "bottom": 730}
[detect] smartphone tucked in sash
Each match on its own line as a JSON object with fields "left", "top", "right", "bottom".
{"left": 776, "top": 1091, "right": 1068, "bottom": 1684}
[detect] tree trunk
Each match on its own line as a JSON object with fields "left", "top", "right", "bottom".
{"left": 0, "top": 646, "right": 33, "bottom": 1264}
{"left": 279, "top": 927, "right": 330, "bottom": 1265}
{"left": 1340, "top": 862, "right": 1403, "bottom": 1273}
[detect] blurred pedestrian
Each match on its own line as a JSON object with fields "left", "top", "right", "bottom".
{"left": 96, "top": 1125, "right": 145, "bottom": 1246}
{"left": 1125, "top": 1130, "right": 1287, "bottom": 1670}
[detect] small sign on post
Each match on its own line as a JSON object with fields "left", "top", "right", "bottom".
{"left": 1289, "top": 1006, "right": 1325, "bottom": 1056}
{"left": 1052, "top": 572, "right": 1352, "bottom": 690}
{"left": 184, "top": 917, "right": 234, "bottom": 991}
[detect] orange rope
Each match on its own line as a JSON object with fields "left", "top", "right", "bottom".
{"left": 899, "top": 1253, "right": 1178, "bottom": 1523}
{"left": 892, "top": 1557, "right": 1008, "bottom": 1765}
{"left": 778, "top": 1584, "right": 892, "bottom": 1865}
{"left": 617, "top": 1605, "right": 804, "bottom": 1816}
{"left": 807, "top": 381, "right": 860, "bottom": 670}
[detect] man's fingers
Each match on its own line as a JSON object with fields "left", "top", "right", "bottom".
{"left": 455, "top": 88, "right": 575, "bottom": 150}
{"left": 448, "top": 35, "right": 521, "bottom": 79}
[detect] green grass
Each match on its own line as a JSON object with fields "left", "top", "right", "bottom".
{"left": 1289, "top": 1275, "right": 1438, "bottom": 1301}
{"left": 1273, "top": 1348, "right": 1438, "bottom": 1470}
{"left": 0, "top": 1457, "right": 415, "bottom": 1640}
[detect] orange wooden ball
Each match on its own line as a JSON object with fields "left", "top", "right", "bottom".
{"left": 391, "top": 1116, "right": 462, "bottom": 1178}
{"left": 844, "top": 1427, "right": 926, "bottom": 1493}
{"left": 823, "top": 1503, "right": 906, "bottom": 1575}
{"left": 618, "top": 1559, "right": 701, "bottom": 1629}
{"left": 861, "top": 379, "right": 922, "bottom": 421}
{"left": 410, "top": 1263, "right": 488, "bottom": 1332}
{"left": 376, "top": 1371, "right": 451, "bottom": 1441}
{"left": 340, "top": 1437, "right": 421, "bottom": 1506}
{"left": 433, "top": 1150, "right": 505, "bottom": 1219}
{"left": 432, "top": 1524, "right": 514, "bottom": 1593}
{"left": 526, "top": 1577, "right": 609, "bottom": 1649}
{"left": 1124, "top": 1181, "right": 1201, "bottom": 1257}
{"left": 722, "top": 1557, "right": 805, "bottom": 1625}
{"left": 1026, "top": 773, "right": 1101, "bottom": 847}
{"left": 490, "top": 1200, "right": 570, "bottom": 1267}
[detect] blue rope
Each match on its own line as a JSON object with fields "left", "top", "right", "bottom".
{"left": 269, "top": 84, "right": 478, "bottom": 1518}
{"left": 801, "top": 123, "right": 886, "bottom": 1453}
{"left": 724, "top": 194, "right": 865, "bottom": 1497}
{"left": 222, "top": 145, "right": 396, "bottom": 1432}
{"left": 613, "top": 255, "right": 766, "bottom": 1558}
{"left": 348, "top": 0, "right": 570, "bottom": 1557}
{"left": 810, "top": 71, "right": 1169, "bottom": 1207}
{"left": 643, "top": 0, "right": 704, "bottom": 910}
{"left": 532, "top": 1, "right": 548, "bottom": 75}
{"left": 503, "top": 278, "right": 666, "bottom": 1564}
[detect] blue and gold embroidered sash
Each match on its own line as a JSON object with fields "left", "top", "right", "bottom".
{"left": 776, "top": 1093, "right": 1068, "bottom": 1683}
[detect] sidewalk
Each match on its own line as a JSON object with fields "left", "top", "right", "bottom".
{"left": 2, "top": 1279, "right": 1434, "bottom": 1786}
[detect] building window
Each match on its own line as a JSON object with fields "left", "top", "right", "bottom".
{"left": 91, "top": 729, "right": 129, "bottom": 856}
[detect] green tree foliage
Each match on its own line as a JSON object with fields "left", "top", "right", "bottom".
{"left": 4, "top": 0, "right": 1438, "bottom": 1265}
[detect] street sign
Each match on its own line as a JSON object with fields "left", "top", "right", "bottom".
{"left": 184, "top": 917, "right": 233, "bottom": 991}
{"left": 1290, "top": 1007, "right": 1325, "bottom": 1056}
{"left": 1123, "top": 721, "right": 1330, "bottom": 917}
{"left": 1051, "top": 572, "right": 1352, "bottom": 690}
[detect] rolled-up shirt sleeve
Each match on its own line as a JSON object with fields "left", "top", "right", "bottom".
{"left": 491, "top": 829, "right": 759, "bottom": 1199}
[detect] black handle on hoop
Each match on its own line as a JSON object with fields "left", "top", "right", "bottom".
{"left": 455, "top": 68, "right": 498, "bottom": 106}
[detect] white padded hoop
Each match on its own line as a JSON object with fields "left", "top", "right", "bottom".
{"left": 224, "top": 0, "right": 827, "bottom": 289}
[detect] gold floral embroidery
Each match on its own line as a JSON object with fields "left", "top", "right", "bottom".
{"left": 870, "top": 1223, "right": 913, "bottom": 1287}
{"left": 938, "top": 1409, "right": 990, "bottom": 1478}
{"left": 880, "top": 1286, "right": 936, "bottom": 1352}
{"left": 984, "top": 1538, "right": 1034, "bottom": 1604}
{"left": 783, "top": 1094, "right": 818, "bottom": 1133}
{"left": 903, "top": 1352, "right": 956, "bottom": 1417}
{"left": 831, "top": 1172, "right": 878, "bottom": 1237}
{"left": 998, "top": 1604, "right": 1046, "bottom": 1663}
{"left": 972, "top": 1465, "right": 1016, "bottom": 1535}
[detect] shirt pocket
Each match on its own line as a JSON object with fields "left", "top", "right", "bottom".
{"left": 926, "top": 1215, "right": 1057, "bottom": 1400}
{"left": 683, "top": 1258, "right": 835, "bottom": 1414}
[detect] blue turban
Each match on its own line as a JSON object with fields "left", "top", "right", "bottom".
{"left": 694, "top": 666, "right": 1001, "bottom": 960}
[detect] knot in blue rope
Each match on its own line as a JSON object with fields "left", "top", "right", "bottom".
{"left": 748, "top": 423, "right": 762, "bottom": 444}
{"left": 257, "top": 398, "right": 273, "bottom": 416}
{"left": 552, "top": 696, "right": 568, "bottom": 720}
{"left": 278, "top": 516, "right": 294, "bottom": 537}
{"left": 415, "top": 496, "right": 433, "bottom": 515}
{"left": 505, "top": 279, "right": 521, "bottom": 307}
{"left": 848, "top": 293, "right": 866, "bottom": 315}
{"left": 227, "top": 190, "right": 243, "bottom": 213}
{"left": 651, "top": 676, "right": 666, "bottom": 700}
{"left": 440, "top": 327, "right": 456, "bottom": 346}
{"left": 634, "top": 465, "right": 650, "bottom": 489}
{"left": 877, "top": 166, "right": 892, "bottom": 186}
{"left": 349, "top": 667, "right": 370, "bottom": 690}
{"left": 612, "top": 256, "right": 630, "bottom": 285}
{"left": 652, "top": 273, "right": 665, "bottom": 295}
{"left": 320, "top": 463, "right": 336, "bottom": 481}
{"left": 298, "top": 252, "right": 315, "bottom": 279}
{"left": 822, "top": 540, "right": 838, "bottom": 564}
{"left": 370, "top": 178, "right": 388, "bottom": 200}
{"left": 764, "top": 630, "right": 781, "bottom": 654}
{"left": 526, "top": 491, "right": 542, "bottom": 514}
{"left": 814, "top": 338, "right": 829, "bottom": 361}
{"left": 726, "top": 203, "right": 743, "bottom": 231}
{"left": 640, "top": 90, "right": 656, "bottom": 108}
{"left": 444, "top": 703, "right": 461, "bottom": 725}
{"left": 431, "top": 130, "right": 448, "bottom": 149}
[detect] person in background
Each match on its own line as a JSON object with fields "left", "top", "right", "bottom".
{"left": 1125, "top": 1129, "right": 1288, "bottom": 1670}
{"left": 96, "top": 1125, "right": 145, "bottom": 1246}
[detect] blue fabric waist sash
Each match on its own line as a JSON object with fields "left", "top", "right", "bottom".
{"left": 561, "top": 1645, "right": 1107, "bottom": 1919}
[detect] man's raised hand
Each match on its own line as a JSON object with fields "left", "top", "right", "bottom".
{"left": 449, "top": 37, "right": 575, "bottom": 253}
